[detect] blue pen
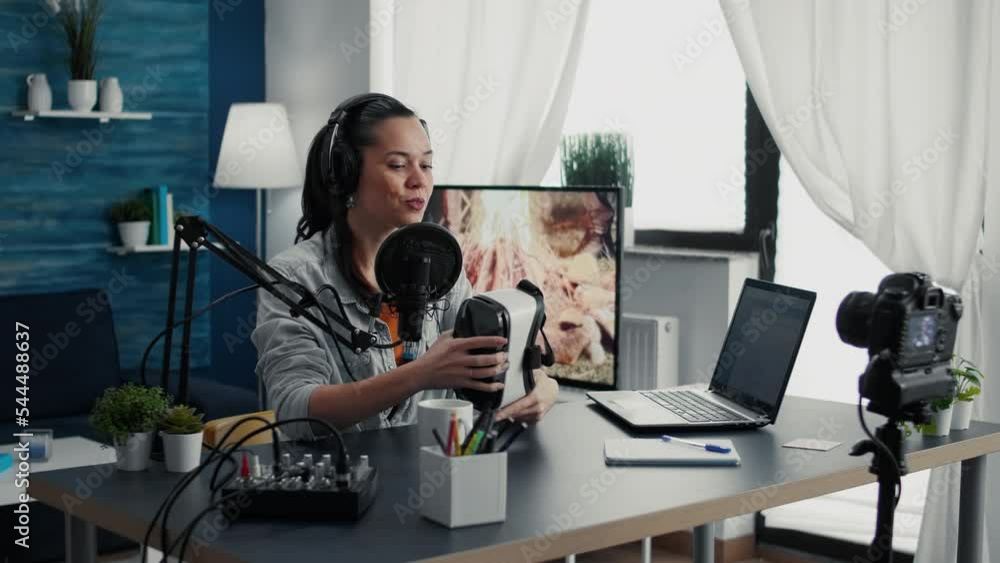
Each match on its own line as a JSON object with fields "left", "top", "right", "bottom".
{"left": 661, "top": 435, "right": 732, "bottom": 454}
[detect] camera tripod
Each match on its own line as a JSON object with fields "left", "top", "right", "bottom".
{"left": 850, "top": 416, "right": 906, "bottom": 563}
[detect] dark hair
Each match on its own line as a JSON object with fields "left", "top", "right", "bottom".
{"left": 295, "top": 94, "right": 426, "bottom": 303}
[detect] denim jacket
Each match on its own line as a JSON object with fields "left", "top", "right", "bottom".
{"left": 251, "top": 228, "right": 472, "bottom": 440}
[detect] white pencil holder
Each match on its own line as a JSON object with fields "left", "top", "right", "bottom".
{"left": 418, "top": 445, "right": 507, "bottom": 528}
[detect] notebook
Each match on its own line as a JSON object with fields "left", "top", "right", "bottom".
{"left": 603, "top": 438, "right": 741, "bottom": 466}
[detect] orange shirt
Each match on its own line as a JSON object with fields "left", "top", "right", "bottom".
{"left": 379, "top": 303, "right": 404, "bottom": 365}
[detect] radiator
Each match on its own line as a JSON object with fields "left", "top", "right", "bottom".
{"left": 618, "top": 314, "right": 679, "bottom": 391}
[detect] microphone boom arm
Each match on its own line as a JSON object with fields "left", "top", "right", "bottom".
{"left": 165, "top": 215, "right": 378, "bottom": 403}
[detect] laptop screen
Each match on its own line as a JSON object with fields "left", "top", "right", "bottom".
{"left": 708, "top": 279, "right": 816, "bottom": 422}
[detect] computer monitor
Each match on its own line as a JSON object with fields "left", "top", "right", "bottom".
{"left": 426, "top": 186, "right": 621, "bottom": 389}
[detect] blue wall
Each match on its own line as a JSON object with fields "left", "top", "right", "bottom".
{"left": 209, "top": 0, "right": 265, "bottom": 389}
{"left": 0, "top": 0, "right": 212, "bottom": 371}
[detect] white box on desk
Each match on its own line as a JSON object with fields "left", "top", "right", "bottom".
{"left": 418, "top": 446, "right": 507, "bottom": 528}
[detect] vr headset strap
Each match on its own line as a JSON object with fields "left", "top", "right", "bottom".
{"left": 517, "top": 280, "right": 556, "bottom": 373}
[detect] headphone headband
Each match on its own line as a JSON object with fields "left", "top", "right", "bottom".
{"left": 323, "top": 93, "right": 395, "bottom": 197}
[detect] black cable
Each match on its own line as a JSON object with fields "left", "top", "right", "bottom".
{"left": 857, "top": 395, "right": 903, "bottom": 506}
{"left": 150, "top": 416, "right": 348, "bottom": 561}
{"left": 143, "top": 415, "right": 283, "bottom": 563}
{"left": 159, "top": 415, "right": 282, "bottom": 558}
{"left": 139, "top": 283, "right": 266, "bottom": 386}
{"left": 171, "top": 479, "right": 274, "bottom": 559}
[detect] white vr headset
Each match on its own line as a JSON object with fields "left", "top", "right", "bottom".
{"left": 453, "top": 279, "right": 555, "bottom": 411}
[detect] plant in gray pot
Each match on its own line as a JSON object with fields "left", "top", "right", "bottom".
{"left": 160, "top": 405, "right": 205, "bottom": 472}
{"left": 89, "top": 383, "right": 170, "bottom": 471}
{"left": 56, "top": 0, "right": 103, "bottom": 112}
{"left": 109, "top": 197, "right": 152, "bottom": 248}
{"left": 560, "top": 132, "right": 634, "bottom": 245}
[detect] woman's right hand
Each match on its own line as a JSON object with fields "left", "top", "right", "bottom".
{"left": 415, "top": 330, "right": 509, "bottom": 392}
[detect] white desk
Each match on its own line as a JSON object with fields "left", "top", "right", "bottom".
{"left": 1, "top": 436, "right": 116, "bottom": 506}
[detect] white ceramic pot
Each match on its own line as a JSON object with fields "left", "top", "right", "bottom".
{"left": 117, "top": 221, "right": 150, "bottom": 248}
{"left": 68, "top": 79, "right": 97, "bottom": 112}
{"left": 114, "top": 431, "right": 154, "bottom": 471}
{"left": 623, "top": 206, "right": 635, "bottom": 248}
{"left": 951, "top": 400, "right": 974, "bottom": 431}
{"left": 27, "top": 73, "right": 52, "bottom": 112}
{"left": 100, "top": 77, "right": 123, "bottom": 113}
{"left": 161, "top": 430, "right": 204, "bottom": 472}
{"left": 923, "top": 406, "right": 954, "bottom": 437}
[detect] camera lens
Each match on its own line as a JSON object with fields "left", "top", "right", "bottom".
{"left": 836, "top": 291, "right": 876, "bottom": 348}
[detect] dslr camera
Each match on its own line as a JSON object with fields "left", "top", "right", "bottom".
{"left": 836, "top": 272, "right": 962, "bottom": 420}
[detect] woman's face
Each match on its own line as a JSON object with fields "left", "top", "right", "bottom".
{"left": 353, "top": 116, "right": 433, "bottom": 231}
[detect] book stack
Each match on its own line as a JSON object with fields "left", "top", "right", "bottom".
{"left": 146, "top": 185, "right": 176, "bottom": 246}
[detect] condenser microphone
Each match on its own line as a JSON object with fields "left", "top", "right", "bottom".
{"left": 375, "top": 223, "right": 463, "bottom": 361}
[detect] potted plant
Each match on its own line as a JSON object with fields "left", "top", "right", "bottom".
{"left": 918, "top": 394, "right": 955, "bottom": 437}
{"left": 561, "top": 132, "right": 634, "bottom": 245}
{"left": 109, "top": 197, "right": 152, "bottom": 248}
{"left": 56, "top": 0, "right": 103, "bottom": 112}
{"left": 160, "top": 405, "right": 205, "bottom": 472}
{"left": 89, "top": 383, "right": 170, "bottom": 471}
{"left": 950, "top": 355, "right": 984, "bottom": 431}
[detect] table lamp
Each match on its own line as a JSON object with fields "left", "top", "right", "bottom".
{"left": 214, "top": 103, "right": 301, "bottom": 258}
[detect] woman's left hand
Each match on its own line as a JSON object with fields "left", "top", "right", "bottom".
{"left": 494, "top": 370, "right": 559, "bottom": 423}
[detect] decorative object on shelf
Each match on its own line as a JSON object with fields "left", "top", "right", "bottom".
{"left": 949, "top": 355, "right": 984, "bottom": 431}
{"left": 99, "top": 76, "right": 123, "bottom": 113}
{"left": 26, "top": 73, "right": 52, "bottom": 112}
{"left": 144, "top": 185, "right": 173, "bottom": 245}
{"left": 215, "top": 103, "right": 301, "bottom": 259}
{"left": 560, "top": 132, "right": 634, "bottom": 246}
{"left": 56, "top": 0, "right": 103, "bottom": 112}
{"left": 108, "top": 196, "right": 153, "bottom": 249}
{"left": 89, "top": 383, "right": 171, "bottom": 471}
{"left": 159, "top": 405, "right": 205, "bottom": 472}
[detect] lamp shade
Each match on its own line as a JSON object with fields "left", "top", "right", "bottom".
{"left": 214, "top": 103, "right": 301, "bottom": 189}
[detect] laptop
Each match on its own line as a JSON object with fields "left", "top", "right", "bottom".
{"left": 588, "top": 278, "right": 816, "bottom": 429}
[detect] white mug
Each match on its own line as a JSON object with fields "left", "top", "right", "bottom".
{"left": 417, "top": 398, "right": 473, "bottom": 450}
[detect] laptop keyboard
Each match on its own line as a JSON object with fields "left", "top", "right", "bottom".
{"left": 640, "top": 390, "right": 748, "bottom": 423}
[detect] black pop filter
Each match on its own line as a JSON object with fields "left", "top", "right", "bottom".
{"left": 375, "top": 223, "right": 463, "bottom": 343}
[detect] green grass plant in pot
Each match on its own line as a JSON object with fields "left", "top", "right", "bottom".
{"left": 560, "top": 132, "right": 634, "bottom": 245}
{"left": 89, "top": 383, "right": 170, "bottom": 471}
{"left": 160, "top": 405, "right": 205, "bottom": 472}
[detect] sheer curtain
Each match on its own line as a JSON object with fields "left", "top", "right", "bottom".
{"left": 383, "top": 0, "right": 591, "bottom": 185}
{"left": 721, "top": 1, "right": 995, "bottom": 562}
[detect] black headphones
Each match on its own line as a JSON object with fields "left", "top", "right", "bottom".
{"left": 320, "top": 93, "right": 394, "bottom": 198}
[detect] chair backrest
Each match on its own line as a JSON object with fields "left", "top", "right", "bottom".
{"left": 1, "top": 289, "right": 122, "bottom": 421}
{"left": 203, "top": 411, "right": 276, "bottom": 448}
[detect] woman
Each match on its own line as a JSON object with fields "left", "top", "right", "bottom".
{"left": 252, "top": 93, "right": 559, "bottom": 439}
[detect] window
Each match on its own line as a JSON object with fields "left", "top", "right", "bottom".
{"left": 543, "top": 0, "right": 768, "bottom": 251}
{"left": 774, "top": 157, "right": 892, "bottom": 403}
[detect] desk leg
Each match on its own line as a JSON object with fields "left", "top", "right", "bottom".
{"left": 693, "top": 522, "right": 714, "bottom": 563}
{"left": 64, "top": 512, "right": 97, "bottom": 563}
{"left": 958, "top": 455, "right": 986, "bottom": 563}
{"left": 641, "top": 536, "right": 652, "bottom": 563}
{"left": 563, "top": 555, "right": 576, "bottom": 563}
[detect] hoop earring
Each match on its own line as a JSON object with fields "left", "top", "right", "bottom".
{"left": 345, "top": 194, "right": 357, "bottom": 209}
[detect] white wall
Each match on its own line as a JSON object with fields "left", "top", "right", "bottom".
{"left": 264, "top": 0, "right": 371, "bottom": 258}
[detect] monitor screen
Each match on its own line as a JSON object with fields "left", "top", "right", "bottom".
{"left": 426, "top": 186, "right": 621, "bottom": 389}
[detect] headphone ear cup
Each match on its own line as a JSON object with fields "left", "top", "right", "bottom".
{"left": 329, "top": 141, "right": 359, "bottom": 197}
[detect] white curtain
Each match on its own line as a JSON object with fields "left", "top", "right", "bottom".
{"left": 721, "top": 1, "right": 996, "bottom": 562}
{"left": 385, "top": 0, "right": 590, "bottom": 184}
